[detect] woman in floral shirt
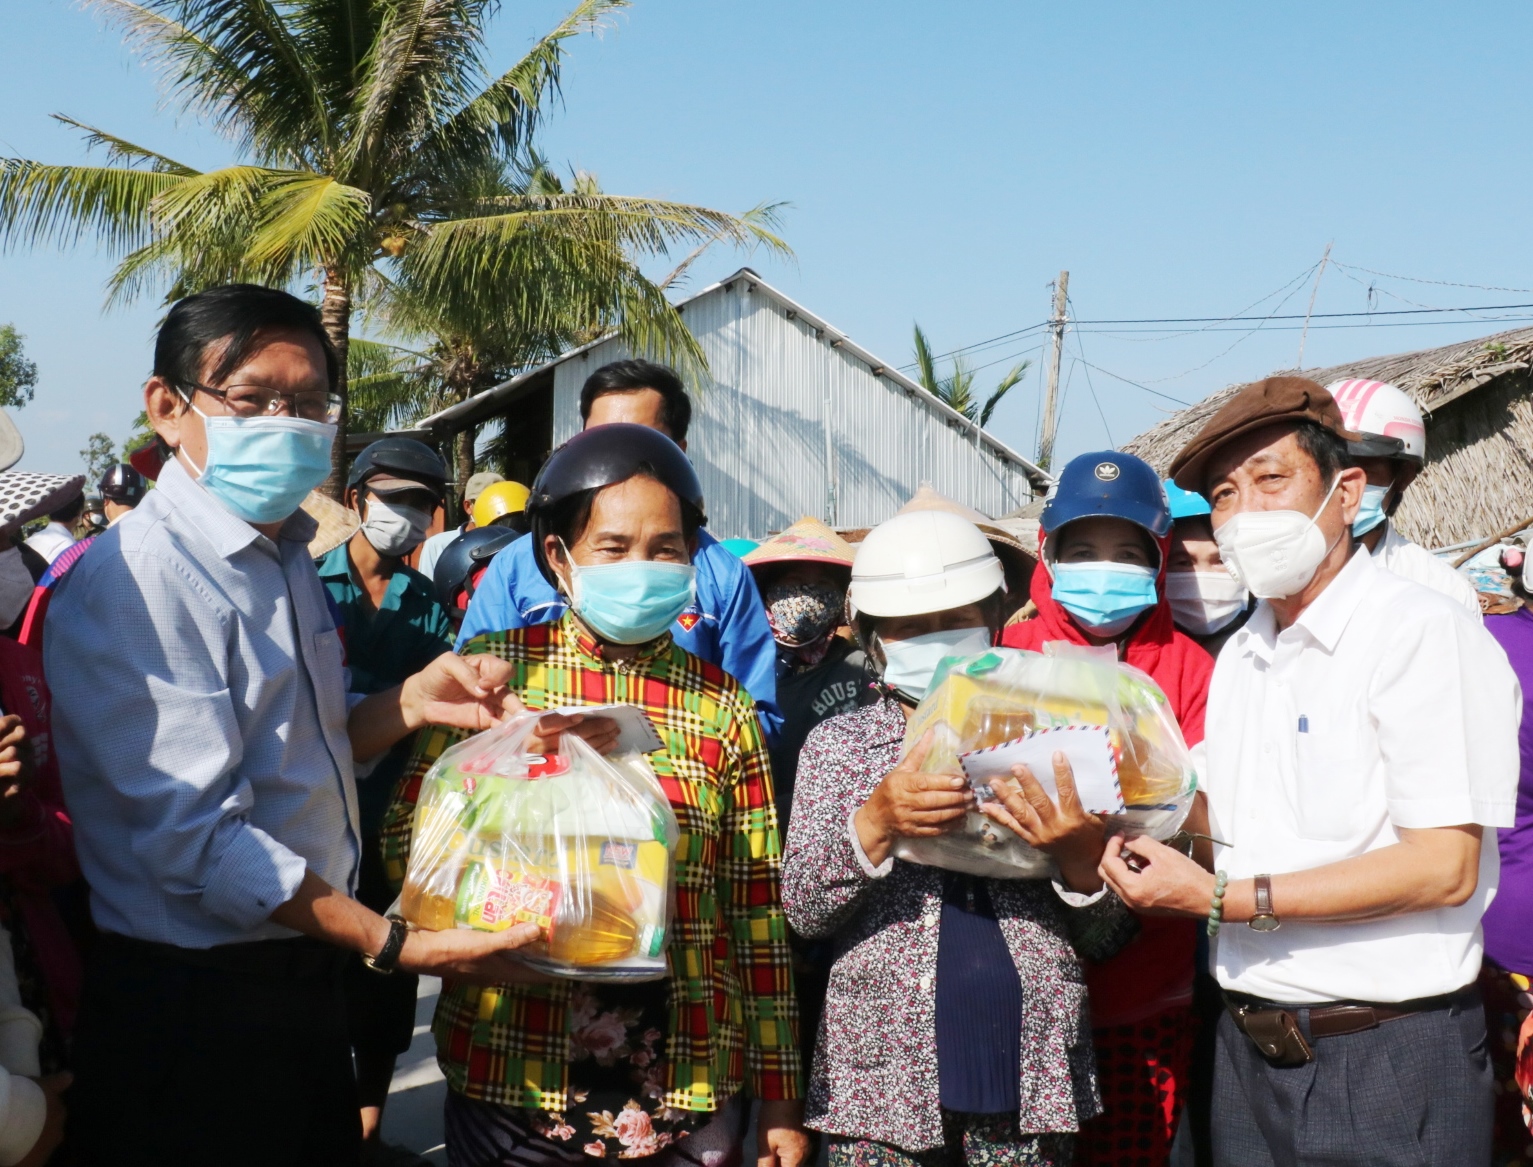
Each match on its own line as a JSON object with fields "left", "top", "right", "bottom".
{"left": 781, "top": 511, "right": 1123, "bottom": 1167}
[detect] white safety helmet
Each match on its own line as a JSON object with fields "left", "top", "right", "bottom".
{"left": 849, "top": 511, "right": 1005, "bottom": 618}
{"left": 1326, "top": 379, "right": 1426, "bottom": 465}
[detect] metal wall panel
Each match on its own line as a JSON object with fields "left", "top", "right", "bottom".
{"left": 550, "top": 280, "right": 1037, "bottom": 538}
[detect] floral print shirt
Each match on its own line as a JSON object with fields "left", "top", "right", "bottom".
{"left": 781, "top": 697, "right": 1120, "bottom": 1153}
{"left": 524, "top": 981, "right": 705, "bottom": 1158}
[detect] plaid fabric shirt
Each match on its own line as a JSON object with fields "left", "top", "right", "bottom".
{"left": 382, "top": 613, "right": 801, "bottom": 1113}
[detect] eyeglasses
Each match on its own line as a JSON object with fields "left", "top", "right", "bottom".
{"left": 180, "top": 380, "right": 342, "bottom": 424}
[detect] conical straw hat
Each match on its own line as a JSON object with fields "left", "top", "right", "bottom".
{"left": 301, "top": 490, "right": 362, "bottom": 560}
{"left": 742, "top": 515, "right": 855, "bottom": 569}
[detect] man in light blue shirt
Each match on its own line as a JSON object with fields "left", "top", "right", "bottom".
{"left": 459, "top": 359, "right": 783, "bottom": 741}
{"left": 44, "top": 285, "right": 584, "bottom": 1167}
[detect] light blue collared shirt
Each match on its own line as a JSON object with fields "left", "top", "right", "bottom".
{"left": 45, "top": 459, "right": 361, "bottom": 948}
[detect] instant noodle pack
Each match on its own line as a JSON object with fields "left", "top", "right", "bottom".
{"left": 393, "top": 712, "right": 678, "bottom": 981}
{"left": 895, "top": 643, "right": 1196, "bottom": 878}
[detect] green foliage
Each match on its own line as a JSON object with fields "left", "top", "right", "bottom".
{"left": 123, "top": 410, "right": 158, "bottom": 456}
{"left": 0, "top": 0, "right": 791, "bottom": 418}
{"left": 0, "top": 324, "right": 39, "bottom": 409}
{"left": 81, "top": 431, "right": 116, "bottom": 484}
{"left": 912, "top": 323, "right": 1029, "bottom": 429}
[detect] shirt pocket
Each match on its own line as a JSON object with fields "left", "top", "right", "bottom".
{"left": 1291, "top": 722, "right": 1366, "bottom": 843}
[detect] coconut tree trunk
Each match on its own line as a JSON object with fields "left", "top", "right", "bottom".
{"left": 320, "top": 268, "right": 351, "bottom": 500}
{"left": 456, "top": 426, "right": 476, "bottom": 501}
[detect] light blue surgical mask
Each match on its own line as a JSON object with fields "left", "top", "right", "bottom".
{"left": 879, "top": 626, "right": 993, "bottom": 702}
{"left": 564, "top": 549, "right": 697, "bottom": 645}
{"left": 1352, "top": 483, "right": 1390, "bottom": 537}
{"left": 184, "top": 407, "right": 334, "bottom": 525}
{"left": 1051, "top": 561, "right": 1159, "bottom": 635}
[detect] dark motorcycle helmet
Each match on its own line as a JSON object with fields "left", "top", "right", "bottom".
{"left": 528, "top": 423, "right": 705, "bottom": 588}
{"left": 99, "top": 462, "right": 148, "bottom": 505}
{"left": 432, "top": 526, "right": 519, "bottom": 609}
{"left": 346, "top": 437, "right": 449, "bottom": 497}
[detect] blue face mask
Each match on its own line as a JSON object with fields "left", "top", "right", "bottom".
{"left": 1352, "top": 483, "right": 1390, "bottom": 537}
{"left": 1051, "top": 561, "right": 1159, "bottom": 635}
{"left": 879, "top": 626, "right": 993, "bottom": 701}
{"left": 186, "top": 409, "right": 335, "bottom": 525}
{"left": 565, "top": 554, "right": 697, "bottom": 645}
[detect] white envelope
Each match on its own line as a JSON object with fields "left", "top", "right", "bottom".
{"left": 959, "top": 725, "right": 1124, "bottom": 815}
{"left": 549, "top": 703, "right": 665, "bottom": 755}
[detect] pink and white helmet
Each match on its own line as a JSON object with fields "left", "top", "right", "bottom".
{"left": 1326, "top": 379, "right": 1426, "bottom": 464}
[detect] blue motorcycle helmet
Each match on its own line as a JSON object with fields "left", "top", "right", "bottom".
{"left": 1041, "top": 451, "right": 1172, "bottom": 543}
{"left": 1041, "top": 452, "right": 1171, "bottom": 635}
{"left": 1162, "top": 478, "right": 1211, "bottom": 521}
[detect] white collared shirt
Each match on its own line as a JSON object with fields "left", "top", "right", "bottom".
{"left": 1373, "top": 520, "right": 1481, "bottom": 618}
{"left": 1204, "top": 547, "right": 1520, "bottom": 1004}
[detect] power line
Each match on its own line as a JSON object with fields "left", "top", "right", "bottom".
{"left": 1065, "top": 304, "right": 1114, "bottom": 447}
{"left": 1329, "top": 262, "right": 1533, "bottom": 296}
{"left": 1072, "top": 357, "right": 1194, "bottom": 407}
{"left": 1072, "top": 315, "right": 1533, "bottom": 334}
{"left": 1070, "top": 301, "right": 1533, "bottom": 325}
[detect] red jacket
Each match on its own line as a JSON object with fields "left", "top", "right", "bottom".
{"left": 0, "top": 636, "right": 84, "bottom": 1035}
{"left": 1001, "top": 534, "right": 1213, "bottom": 1027}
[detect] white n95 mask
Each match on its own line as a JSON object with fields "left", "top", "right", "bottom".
{"left": 1213, "top": 475, "right": 1342, "bottom": 600}
{"left": 1165, "top": 570, "right": 1248, "bottom": 636}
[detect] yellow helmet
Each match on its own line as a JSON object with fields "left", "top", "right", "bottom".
{"left": 472, "top": 480, "right": 530, "bottom": 528}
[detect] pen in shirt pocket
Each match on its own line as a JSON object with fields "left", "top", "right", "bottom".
{"left": 1298, "top": 715, "right": 1309, "bottom": 733}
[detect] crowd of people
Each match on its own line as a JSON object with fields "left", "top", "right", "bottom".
{"left": 0, "top": 281, "right": 1526, "bottom": 1167}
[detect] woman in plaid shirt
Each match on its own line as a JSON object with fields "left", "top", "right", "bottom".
{"left": 383, "top": 425, "right": 806, "bottom": 1167}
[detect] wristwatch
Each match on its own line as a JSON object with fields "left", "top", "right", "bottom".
{"left": 364, "top": 917, "right": 409, "bottom": 974}
{"left": 1248, "top": 874, "right": 1281, "bottom": 932}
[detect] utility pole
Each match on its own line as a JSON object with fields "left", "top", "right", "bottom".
{"left": 1038, "top": 270, "right": 1069, "bottom": 472}
{"left": 1296, "top": 242, "right": 1332, "bottom": 369}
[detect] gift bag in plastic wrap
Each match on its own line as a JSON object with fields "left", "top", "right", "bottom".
{"left": 393, "top": 712, "right": 679, "bottom": 981}
{"left": 893, "top": 642, "right": 1196, "bottom": 878}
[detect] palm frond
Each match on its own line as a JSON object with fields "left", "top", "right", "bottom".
{"left": 417, "top": 0, "right": 628, "bottom": 166}
{"left": 246, "top": 172, "right": 372, "bottom": 267}
{"left": 88, "top": 0, "right": 333, "bottom": 163}
{"left": 0, "top": 159, "right": 189, "bottom": 253}
{"left": 51, "top": 114, "right": 199, "bottom": 175}
{"left": 979, "top": 360, "right": 1030, "bottom": 427}
{"left": 345, "top": 0, "right": 489, "bottom": 181}
{"left": 658, "top": 200, "right": 792, "bottom": 290}
{"left": 912, "top": 324, "right": 939, "bottom": 395}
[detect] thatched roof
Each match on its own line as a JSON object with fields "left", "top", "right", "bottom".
{"left": 1124, "top": 325, "right": 1533, "bottom": 472}
{"left": 1122, "top": 326, "right": 1533, "bottom": 549}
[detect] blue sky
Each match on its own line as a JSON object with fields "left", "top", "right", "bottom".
{"left": 4, "top": 1, "right": 1533, "bottom": 480}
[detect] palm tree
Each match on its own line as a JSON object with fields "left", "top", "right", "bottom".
{"left": 912, "top": 323, "right": 1029, "bottom": 429}
{"left": 0, "top": 0, "right": 784, "bottom": 493}
{"left": 349, "top": 157, "right": 787, "bottom": 488}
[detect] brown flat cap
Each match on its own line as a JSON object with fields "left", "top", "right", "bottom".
{"left": 1169, "top": 376, "right": 1358, "bottom": 492}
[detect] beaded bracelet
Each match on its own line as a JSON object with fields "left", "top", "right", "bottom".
{"left": 1206, "top": 870, "right": 1229, "bottom": 938}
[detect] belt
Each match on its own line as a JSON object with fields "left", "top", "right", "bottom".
{"left": 1224, "top": 984, "right": 1478, "bottom": 1041}
{"left": 96, "top": 931, "right": 348, "bottom": 980}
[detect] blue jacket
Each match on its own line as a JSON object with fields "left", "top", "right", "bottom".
{"left": 457, "top": 529, "right": 783, "bottom": 741}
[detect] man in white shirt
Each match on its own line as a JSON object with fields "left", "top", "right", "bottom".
{"left": 1327, "top": 377, "right": 1481, "bottom": 615}
{"left": 1099, "top": 376, "right": 1519, "bottom": 1164}
{"left": 22, "top": 491, "right": 82, "bottom": 564}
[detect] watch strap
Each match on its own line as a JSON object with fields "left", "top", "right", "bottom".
{"left": 363, "top": 917, "right": 408, "bottom": 974}
{"left": 1252, "top": 873, "right": 1276, "bottom": 925}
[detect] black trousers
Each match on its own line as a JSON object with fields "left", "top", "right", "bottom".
{"left": 67, "top": 932, "right": 360, "bottom": 1167}
{"left": 1211, "top": 987, "right": 1491, "bottom": 1166}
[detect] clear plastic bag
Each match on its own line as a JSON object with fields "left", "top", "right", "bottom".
{"left": 392, "top": 712, "right": 679, "bottom": 981}
{"left": 893, "top": 643, "right": 1196, "bottom": 878}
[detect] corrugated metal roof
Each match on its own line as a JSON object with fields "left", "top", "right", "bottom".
{"left": 411, "top": 268, "right": 1048, "bottom": 537}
